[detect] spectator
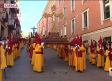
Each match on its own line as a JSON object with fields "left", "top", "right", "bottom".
{"left": 2, "top": 37, "right": 6, "bottom": 49}
{"left": 86, "top": 40, "right": 89, "bottom": 54}
{"left": 103, "top": 39, "right": 106, "bottom": 51}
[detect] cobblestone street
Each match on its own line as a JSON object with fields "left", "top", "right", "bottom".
{"left": 3, "top": 45, "right": 112, "bottom": 81}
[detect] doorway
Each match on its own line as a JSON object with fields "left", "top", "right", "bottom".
{"left": 104, "top": 36, "right": 111, "bottom": 45}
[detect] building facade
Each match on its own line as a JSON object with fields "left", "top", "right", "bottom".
{"left": 37, "top": 0, "right": 112, "bottom": 43}
{"left": 0, "top": 0, "right": 21, "bottom": 39}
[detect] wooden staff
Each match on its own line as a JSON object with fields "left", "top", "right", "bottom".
{"left": 4, "top": 69, "right": 6, "bottom": 79}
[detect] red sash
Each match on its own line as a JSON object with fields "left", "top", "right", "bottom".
{"left": 35, "top": 52, "right": 42, "bottom": 54}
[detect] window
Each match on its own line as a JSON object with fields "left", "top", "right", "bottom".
{"left": 61, "top": 29, "right": 62, "bottom": 36}
{"left": 58, "top": 28, "right": 61, "bottom": 35}
{"left": 81, "top": 8, "right": 89, "bottom": 29}
{"left": 48, "top": 24, "right": 49, "bottom": 33}
{"left": 63, "top": 24, "right": 67, "bottom": 35}
{"left": 71, "top": 0, "right": 74, "bottom": 11}
{"left": 41, "top": 27, "right": 43, "bottom": 34}
{"left": 99, "top": 0, "right": 112, "bottom": 24}
{"left": 58, "top": 0, "right": 60, "bottom": 7}
{"left": 43, "top": 27, "right": 45, "bottom": 35}
{"left": 84, "top": 11, "right": 87, "bottom": 27}
{"left": 58, "top": 17, "right": 60, "bottom": 22}
{"left": 71, "top": 18, "right": 75, "bottom": 33}
{"left": 64, "top": 6, "right": 66, "bottom": 17}
{"left": 103, "top": 0, "right": 110, "bottom": 19}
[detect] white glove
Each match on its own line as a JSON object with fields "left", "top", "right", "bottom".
{"left": 100, "top": 48, "right": 101, "bottom": 49}
{"left": 9, "top": 47, "right": 10, "bottom": 49}
{"left": 1, "top": 67, "right": 5, "bottom": 69}
{"left": 108, "top": 51, "right": 110, "bottom": 53}
{"left": 41, "top": 42, "right": 44, "bottom": 45}
{"left": 78, "top": 45, "right": 80, "bottom": 48}
{"left": 75, "top": 46, "right": 77, "bottom": 48}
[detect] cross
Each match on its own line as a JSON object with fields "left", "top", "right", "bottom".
{"left": 43, "top": 5, "right": 63, "bottom": 32}
{"left": 31, "top": 26, "right": 37, "bottom": 36}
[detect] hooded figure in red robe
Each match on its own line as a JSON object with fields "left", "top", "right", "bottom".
{"left": 97, "top": 36, "right": 104, "bottom": 68}
{"left": 33, "top": 33, "right": 44, "bottom": 72}
{"left": 104, "top": 43, "right": 112, "bottom": 71}
{"left": 75, "top": 35, "right": 84, "bottom": 72}
{"left": 6, "top": 34, "right": 14, "bottom": 67}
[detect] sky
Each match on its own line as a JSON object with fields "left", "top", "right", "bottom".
{"left": 20, "top": 0, "right": 47, "bottom": 35}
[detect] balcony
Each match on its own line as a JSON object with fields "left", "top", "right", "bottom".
{"left": 7, "top": 19, "right": 15, "bottom": 30}
{"left": 2, "top": 11, "right": 8, "bottom": 22}
{"left": 17, "top": 8, "right": 19, "bottom": 13}
{"left": 10, "top": 1, "right": 17, "bottom": 13}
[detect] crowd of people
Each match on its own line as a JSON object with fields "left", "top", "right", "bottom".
{"left": 27, "top": 33, "right": 112, "bottom": 73}
{"left": 0, "top": 34, "right": 26, "bottom": 81}
{"left": 44, "top": 36, "right": 112, "bottom": 72}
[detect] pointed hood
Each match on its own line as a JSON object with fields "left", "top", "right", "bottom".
{"left": 90, "top": 39, "right": 94, "bottom": 48}
{"left": 77, "top": 35, "right": 81, "bottom": 46}
{"left": 73, "top": 38, "right": 76, "bottom": 45}
{"left": 90, "top": 39, "right": 95, "bottom": 53}
{"left": 79, "top": 35, "right": 82, "bottom": 45}
{"left": 35, "top": 32, "right": 41, "bottom": 45}
{"left": 99, "top": 36, "right": 104, "bottom": 55}
{"left": 99, "top": 36, "right": 103, "bottom": 47}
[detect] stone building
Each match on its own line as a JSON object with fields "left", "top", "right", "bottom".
{"left": 37, "top": 0, "right": 112, "bottom": 43}
{"left": 0, "top": 0, "right": 21, "bottom": 39}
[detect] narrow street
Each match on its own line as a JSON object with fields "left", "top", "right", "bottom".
{"left": 3, "top": 45, "right": 112, "bottom": 81}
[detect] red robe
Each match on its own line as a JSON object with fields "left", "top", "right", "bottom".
{"left": 109, "top": 47, "right": 112, "bottom": 61}
{"left": 30, "top": 45, "right": 33, "bottom": 59}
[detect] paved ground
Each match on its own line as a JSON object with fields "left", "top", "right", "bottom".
{"left": 3, "top": 45, "right": 112, "bottom": 81}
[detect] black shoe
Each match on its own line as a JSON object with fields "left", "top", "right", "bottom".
{"left": 78, "top": 70, "right": 80, "bottom": 72}
{"left": 38, "top": 71, "right": 43, "bottom": 73}
{"left": 80, "top": 71, "right": 82, "bottom": 73}
{"left": 8, "top": 66, "right": 12, "bottom": 68}
{"left": 73, "top": 66, "right": 75, "bottom": 68}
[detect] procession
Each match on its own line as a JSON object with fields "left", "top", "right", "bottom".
{"left": 0, "top": 33, "right": 112, "bottom": 81}
{"left": 0, "top": 0, "right": 112, "bottom": 81}
{"left": 0, "top": 34, "right": 26, "bottom": 81}
{"left": 27, "top": 33, "right": 112, "bottom": 73}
